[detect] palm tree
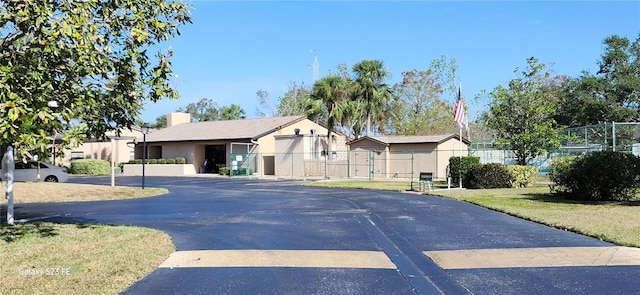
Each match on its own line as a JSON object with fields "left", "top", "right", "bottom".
{"left": 352, "top": 59, "right": 393, "bottom": 136}
{"left": 219, "top": 104, "right": 246, "bottom": 120}
{"left": 305, "top": 74, "right": 350, "bottom": 156}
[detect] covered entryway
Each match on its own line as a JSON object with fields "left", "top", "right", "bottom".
{"left": 204, "top": 145, "right": 226, "bottom": 173}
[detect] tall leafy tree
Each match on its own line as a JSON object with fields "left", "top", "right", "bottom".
{"left": 352, "top": 59, "right": 393, "bottom": 136}
{"left": 220, "top": 104, "right": 246, "bottom": 120}
{"left": 388, "top": 56, "right": 459, "bottom": 135}
{"left": 277, "top": 82, "right": 311, "bottom": 117}
{"left": 555, "top": 34, "right": 640, "bottom": 127}
{"left": 485, "top": 57, "right": 564, "bottom": 165}
{"left": 305, "top": 75, "right": 350, "bottom": 154}
{"left": 178, "top": 98, "right": 219, "bottom": 122}
{"left": 0, "top": 0, "right": 191, "bottom": 159}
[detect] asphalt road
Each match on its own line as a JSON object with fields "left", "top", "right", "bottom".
{"left": 5, "top": 176, "right": 640, "bottom": 294}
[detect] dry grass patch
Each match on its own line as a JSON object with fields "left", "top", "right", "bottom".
{"left": 0, "top": 182, "right": 172, "bottom": 293}
{"left": 0, "top": 222, "right": 174, "bottom": 294}
{"left": 0, "top": 182, "right": 167, "bottom": 203}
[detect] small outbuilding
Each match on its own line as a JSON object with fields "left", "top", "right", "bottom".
{"left": 347, "top": 134, "right": 470, "bottom": 179}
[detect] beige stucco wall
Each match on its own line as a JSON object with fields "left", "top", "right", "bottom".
{"left": 348, "top": 137, "right": 470, "bottom": 180}
{"left": 59, "top": 129, "right": 139, "bottom": 167}
{"left": 122, "top": 164, "right": 197, "bottom": 176}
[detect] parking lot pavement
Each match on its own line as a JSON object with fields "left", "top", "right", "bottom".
{"left": 7, "top": 176, "right": 640, "bottom": 294}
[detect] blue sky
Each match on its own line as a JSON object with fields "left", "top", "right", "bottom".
{"left": 141, "top": 0, "right": 640, "bottom": 124}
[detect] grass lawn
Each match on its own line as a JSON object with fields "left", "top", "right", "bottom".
{"left": 305, "top": 179, "right": 640, "bottom": 248}
{"left": 0, "top": 182, "right": 173, "bottom": 294}
{"left": 0, "top": 182, "right": 168, "bottom": 203}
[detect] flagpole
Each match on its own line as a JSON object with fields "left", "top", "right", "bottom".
{"left": 459, "top": 127, "right": 462, "bottom": 189}
{"left": 454, "top": 82, "right": 464, "bottom": 189}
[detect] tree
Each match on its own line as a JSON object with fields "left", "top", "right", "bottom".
{"left": 277, "top": 82, "right": 311, "bottom": 117}
{"left": 151, "top": 115, "right": 167, "bottom": 129}
{"left": 0, "top": 0, "right": 191, "bottom": 159}
{"left": 178, "top": 98, "right": 219, "bottom": 122}
{"left": 305, "top": 75, "right": 351, "bottom": 155}
{"left": 220, "top": 104, "right": 246, "bottom": 120}
{"left": 388, "top": 56, "right": 459, "bottom": 135}
{"left": 555, "top": 34, "right": 640, "bottom": 127}
{"left": 352, "top": 59, "right": 393, "bottom": 136}
{"left": 255, "top": 89, "right": 277, "bottom": 118}
{"left": 485, "top": 57, "right": 564, "bottom": 165}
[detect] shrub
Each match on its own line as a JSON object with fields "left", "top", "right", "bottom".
{"left": 507, "top": 165, "right": 539, "bottom": 188}
{"left": 219, "top": 166, "right": 230, "bottom": 175}
{"left": 449, "top": 156, "right": 480, "bottom": 187}
{"left": 129, "top": 159, "right": 143, "bottom": 164}
{"left": 548, "top": 156, "right": 576, "bottom": 186}
{"left": 147, "top": 158, "right": 157, "bottom": 164}
{"left": 550, "top": 151, "right": 640, "bottom": 201}
{"left": 175, "top": 157, "right": 186, "bottom": 164}
{"left": 467, "top": 163, "right": 513, "bottom": 189}
{"left": 232, "top": 167, "right": 254, "bottom": 176}
{"left": 69, "top": 159, "right": 111, "bottom": 175}
{"left": 156, "top": 158, "right": 167, "bottom": 164}
{"left": 166, "top": 158, "right": 176, "bottom": 164}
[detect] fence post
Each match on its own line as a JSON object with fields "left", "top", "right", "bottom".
{"left": 612, "top": 121, "right": 616, "bottom": 151}
{"left": 411, "top": 150, "right": 414, "bottom": 179}
{"left": 324, "top": 153, "right": 328, "bottom": 179}
{"left": 347, "top": 150, "right": 350, "bottom": 179}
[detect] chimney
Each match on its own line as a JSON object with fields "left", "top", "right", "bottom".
{"left": 166, "top": 112, "right": 191, "bottom": 127}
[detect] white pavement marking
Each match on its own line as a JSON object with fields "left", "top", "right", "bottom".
{"left": 159, "top": 250, "right": 396, "bottom": 269}
{"left": 424, "top": 246, "right": 640, "bottom": 269}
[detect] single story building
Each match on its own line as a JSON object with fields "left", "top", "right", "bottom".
{"left": 59, "top": 128, "right": 141, "bottom": 167}
{"left": 132, "top": 113, "right": 347, "bottom": 175}
{"left": 347, "top": 134, "right": 471, "bottom": 179}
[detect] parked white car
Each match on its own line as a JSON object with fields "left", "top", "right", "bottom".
{"left": 1, "top": 161, "right": 69, "bottom": 183}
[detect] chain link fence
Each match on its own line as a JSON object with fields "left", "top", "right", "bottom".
{"left": 231, "top": 148, "right": 467, "bottom": 180}
{"left": 470, "top": 122, "right": 640, "bottom": 174}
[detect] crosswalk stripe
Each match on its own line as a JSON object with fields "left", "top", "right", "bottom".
{"left": 159, "top": 250, "right": 397, "bottom": 269}
{"left": 424, "top": 246, "right": 640, "bottom": 269}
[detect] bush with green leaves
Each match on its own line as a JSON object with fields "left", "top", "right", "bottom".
{"left": 449, "top": 156, "right": 480, "bottom": 187}
{"left": 507, "top": 165, "right": 539, "bottom": 188}
{"left": 548, "top": 156, "right": 576, "bottom": 184}
{"left": 175, "top": 157, "right": 186, "bottom": 164}
{"left": 219, "top": 166, "right": 230, "bottom": 175}
{"left": 157, "top": 158, "right": 167, "bottom": 164}
{"left": 467, "top": 163, "right": 514, "bottom": 189}
{"left": 550, "top": 151, "right": 640, "bottom": 201}
{"left": 69, "top": 159, "right": 111, "bottom": 175}
{"left": 166, "top": 158, "right": 176, "bottom": 164}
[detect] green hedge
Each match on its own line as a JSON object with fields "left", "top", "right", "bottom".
{"left": 127, "top": 158, "right": 185, "bottom": 164}
{"left": 467, "top": 163, "right": 513, "bottom": 189}
{"left": 507, "top": 165, "right": 539, "bottom": 188}
{"left": 69, "top": 159, "right": 111, "bottom": 175}
{"left": 550, "top": 151, "right": 640, "bottom": 201}
{"left": 449, "top": 156, "right": 480, "bottom": 187}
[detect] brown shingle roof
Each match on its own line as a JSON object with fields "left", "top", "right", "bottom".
{"left": 143, "top": 116, "right": 306, "bottom": 143}
{"left": 348, "top": 134, "right": 470, "bottom": 145}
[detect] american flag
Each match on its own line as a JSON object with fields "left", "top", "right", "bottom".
{"left": 453, "top": 86, "right": 465, "bottom": 129}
